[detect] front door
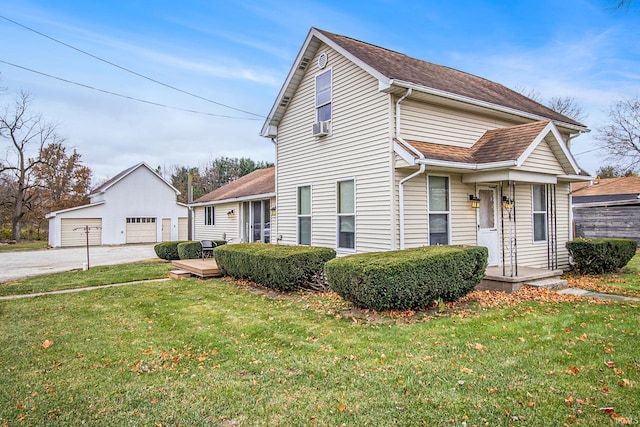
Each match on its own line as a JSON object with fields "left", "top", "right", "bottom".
{"left": 477, "top": 187, "right": 500, "bottom": 266}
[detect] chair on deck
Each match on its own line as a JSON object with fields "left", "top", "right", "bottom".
{"left": 200, "top": 240, "right": 216, "bottom": 260}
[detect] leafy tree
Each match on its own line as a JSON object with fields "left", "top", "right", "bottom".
{"left": 0, "top": 91, "right": 65, "bottom": 240}
{"left": 33, "top": 142, "right": 92, "bottom": 212}
{"left": 595, "top": 97, "right": 640, "bottom": 173}
{"left": 595, "top": 164, "right": 637, "bottom": 178}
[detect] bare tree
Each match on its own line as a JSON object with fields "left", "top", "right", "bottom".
{"left": 595, "top": 97, "right": 640, "bottom": 172}
{"left": 548, "top": 96, "right": 587, "bottom": 122}
{"left": 611, "top": 0, "right": 639, "bottom": 10}
{"left": 0, "top": 91, "right": 64, "bottom": 240}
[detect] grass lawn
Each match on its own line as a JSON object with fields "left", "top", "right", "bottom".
{"left": 0, "top": 274, "right": 638, "bottom": 425}
{"left": 0, "top": 241, "right": 48, "bottom": 252}
{"left": 0, "top": 260, "right": 173, "bottom": 297}
{"left": 566, "top": 252, "right": 640, "bottom": 298}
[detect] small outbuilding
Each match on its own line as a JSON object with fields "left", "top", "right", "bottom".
{"left": 572, "top": 176, "right": 640, "bottom": 243}
{"left": 46, "top": 162, "right": 188, "bottom": 247}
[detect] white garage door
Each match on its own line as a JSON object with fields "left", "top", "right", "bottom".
{"left": 126, "top": 217, "right": 157, "bottom": 243}
{"left": 61, "top": 218, "right": 102, "bottom": 247}
{"left": 178, "top": 217, "right": 188, "bottom": 240}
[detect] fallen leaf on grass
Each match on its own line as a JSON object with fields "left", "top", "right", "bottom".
{"left": 42, "top": 340, "right": 53, "bottom": 348}
{"left": 600, "top": 407, "right": 615, "bottom": 413}
{"left": 338, "top": 404, "right": 346, "bottom": 412}
{"left": 618, "top": 379, "right": 631, "bottom": 387}
{"left": 605, "top": 361, "right": 615, "bottom": 368}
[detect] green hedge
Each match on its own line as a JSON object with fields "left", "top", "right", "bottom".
{"left": 566, "top": 238, "right": 637, "bottom": 274}
{"left": 176, "top": 240, "right": 227, "bottom": 260}
{"left": 325, "top": 245, "right": 488, "bottom": 311}
{"left": 214, "top": 243, "right": 336, "bottom": 291}
{"left": 154, "top": 241, "right": 188, "bottom": 260}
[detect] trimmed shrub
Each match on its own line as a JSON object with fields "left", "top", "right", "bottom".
{"left": 177, "top": 240, "right": 228, "bottom": 260}
{"left": 214, "top": 243, "right": 336, "bottom": 291}
{"left": 154, "top": 241, "right": 187, "bottom": 260}
{"left": 566, "top": 238, "right": 637, "bottom": 274}
{"left": 325, "top": 245, "right": 488, "bottom": 311}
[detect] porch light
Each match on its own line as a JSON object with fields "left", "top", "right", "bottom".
{"left": 270, "top": 205, "right": 277, "bottom": 216}
{"left": 502, "top": 196, "right": 513, "bottom": 210}
{"left": 469, "top": 195, "right": 480, "bottom": 209}
{"left": 227, "top": 209, "right": 234, "bottom": 218}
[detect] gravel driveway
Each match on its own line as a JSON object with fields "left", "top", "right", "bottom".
{"left": 0, "top": 244, "right": 158, "bottom": 283}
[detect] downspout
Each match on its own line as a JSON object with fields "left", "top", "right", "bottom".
{"left": 396, "top": 88, "right": 426, "bottom": 249}
{"left": 271, "top": 137, "right": 279, "bottom": 244}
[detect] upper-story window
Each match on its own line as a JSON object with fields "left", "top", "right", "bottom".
{"left": 315, "top": 69, "right": 332, "bottom": 122}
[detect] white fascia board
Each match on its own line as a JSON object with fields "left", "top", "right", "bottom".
{"left": 415, "top": 158, "right": 518, "bottom": 170}
{"left": 388, "top": 80, "right": 588, "bottom": 134}
{"left": 558, "top": 174, "right": 595, "bottom": 182}
{"left": 189, "top": 192, "right": 276, "bottom": 208}
{"left": 462, "top": 170, "right": 558, "bottom": 184}
{"left": 261, "top": 29, "right": 322, "bottom": 138}
{"left": 393, "top": 141, "right": 418, "bottom": 165}
{"left": 45, "top": 200, "right": 106, "bottom": 218}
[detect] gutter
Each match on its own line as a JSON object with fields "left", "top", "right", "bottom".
{"left": 396, "top": 88, "right": 425, "bottom": 250}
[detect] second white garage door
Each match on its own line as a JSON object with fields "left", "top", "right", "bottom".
{"left": 126, "top": 217, "right": 157, "bottom": 243}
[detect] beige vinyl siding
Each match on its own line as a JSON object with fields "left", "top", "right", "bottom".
{"left": 396, "top": 170, "right": 428, "bottom": 248}
{"left": 449, "top": 175, "right": 478, "bottom": 245}
{"left": 400, "top": 99, "right": 517, "bottom": 148}
{"left": 519, "top": 139, "right": 566, "bottom": 175}
{"left": 508, "top": 182, "right": 571, "bottom": 269}
{"left": 193, "top": 202, "right": 239, "bottom": 241}
{"left": 276, "top": 44, "right": 393, "bottom": 253}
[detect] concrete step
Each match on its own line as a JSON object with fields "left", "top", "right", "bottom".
{"left": 523, "top": 277, "right": 568, "bottom": 290}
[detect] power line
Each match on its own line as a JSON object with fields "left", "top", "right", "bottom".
{"left": 0, "top": 14, "right": 266, "bottom": 118}
{"left": 0, "top": 59, "right": 262, "bottom": 120}
{"left": 573, "top": 147, "right": 604, "bottom": 156}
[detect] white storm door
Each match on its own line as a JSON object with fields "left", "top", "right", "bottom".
{"left": 477, "top": 187, "right": 500, "bottom": 266}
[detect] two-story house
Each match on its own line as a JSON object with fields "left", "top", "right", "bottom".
{"left": 260, "top": 28, "right": 590, "bottom": 277}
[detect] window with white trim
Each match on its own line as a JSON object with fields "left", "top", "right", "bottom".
{"left": 315, "top": 69, "right": 332, "bottom": 122}
{"left": 428, "top": 175, "right": 450, "bottom": 245}
{"left": 337, "top": 179, "right": 355, "bottom": 249}
{"left": 532, "top": 184, "right": 546, "bottom": 242}
{"left": 298, "top": 186, "right": 311, "bottom": 245}
{"left": 204, "top": 206, "right": 215, "bottom": 226}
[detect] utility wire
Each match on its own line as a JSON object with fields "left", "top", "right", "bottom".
{"left": 0, "top": 59, "right": 262, "bottom": 120}
{"left": 0, "top": 14, "right": 266, "bottom": 118}
{"left": 572, "top": 147, "right": 604, "bottom": 156}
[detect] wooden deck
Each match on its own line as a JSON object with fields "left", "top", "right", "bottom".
{"left": 171, "top": 258, "right": 221, "bottom": 278}
{"left": 478, "top": 266, "right": 566, "bottom": 293}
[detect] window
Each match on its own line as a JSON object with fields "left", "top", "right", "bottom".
{"left": 337, "top": 179, "right": 355, "bottom": 249}
{"left": 532, "top": 184, "right": 546, "bottom": 242}
{"left": 204, "top": 206, "right": 215, "bottom": 226}
{"left": 298, "top": 186, "right": 311, "bottom": 245}
{"left": 428, "top": 176, "right": 450, "bottom": 245}
{"left": 315, "top": 69, "right": 332, "bottom": 122}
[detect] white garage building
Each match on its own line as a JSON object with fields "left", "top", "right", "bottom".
{"left": 46, "top": 162, "right": 188, "bottom": 247}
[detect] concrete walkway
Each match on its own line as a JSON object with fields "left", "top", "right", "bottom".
{"left": 0, "top": 278, "right": 170, "bottom": 301}
{"left": 558, "top": 287, "right": 640, "bottom": 302}
{"left": 0, "top": 244, "right": 157, "bottom": 283}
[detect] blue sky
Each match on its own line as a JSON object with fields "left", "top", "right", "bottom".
{"left": 1, "top": 0, "right": 638, "bottom": 182}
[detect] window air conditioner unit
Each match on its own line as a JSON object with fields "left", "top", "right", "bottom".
{"left": 312, "top": 120, "right": 331, "bottom": 137}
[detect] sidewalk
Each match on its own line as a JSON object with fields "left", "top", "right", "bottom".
{"left": 0, "top": 278, "right": 170, "bottom": 301}
{"left": 558, "top": 287, "right": 640, "bottom": 302}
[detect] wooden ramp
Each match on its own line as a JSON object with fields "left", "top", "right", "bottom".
{"left": 171, "top": 258, "right": 222, "bottom": 278}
